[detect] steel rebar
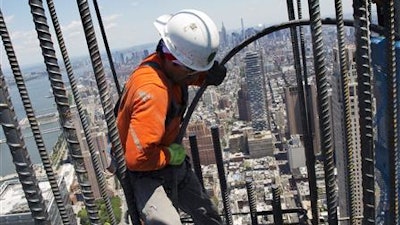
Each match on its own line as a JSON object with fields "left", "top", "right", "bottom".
{"left": 29, "top": 0, "right": 100, "bottom": 223}
{"left": 353, "top": 0, "right": 375, "bottom": 223}
{"left": 334, "top": 0, "right": 356, "bottom": 223}
{"left": 0, "top": 7, "right": 73, "bottom": 225}
{"left": 211, "top": 125, "right": 233, "bottom": 225}
{"left": 245, "top": 178, "right": 258, "bottom": 225}
{"left": 287, "top": 1, "right": 320, "bottom": 224}
{"left": 188, "top": 134, "right": 204, "bottom": 189}
{"left": 45, "top": 0, "right": 117, "bottom": 224}
{"left": 75, "top": 0, "right": 139, "bottom": 224}
{"left": 385, "top": 0, "right": 399, "bottom": 223}
{"left": 307, "top": 0, "right": 338, "bottom": 224}
{"left": 0, "top": 67, "right": 51, "bottom": 225}
{"left": 92, "top": 0, "right": 121, "bottom": 96}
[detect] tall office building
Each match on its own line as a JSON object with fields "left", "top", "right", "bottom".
{"left": 182, "top": 120, "right": 223, "bottom": 165}
{"left": 237, "top": 82, "right": 251, "bottom": 121}
{"left": 284, "top": 84, "right": 320, "bottom": 154}
{"left": 287, "top": 135, "right": 306, "bottom": 172}
{"left": 247, "top": 130, "right": 274, "bottom": 158}
{"left": 332, "top": 45, "right": 363, "bottom": 224}
{"left": 243, "top": 51, "right": 268, "bottom": 131}
{"left": 220, "top": 22, "right": 228, "bottom": 48}
{"left": 71, "top": 110, "right": 102, "bottom": 199}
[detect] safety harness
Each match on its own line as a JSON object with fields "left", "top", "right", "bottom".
{"left": 114, "top": 61, "right": 188, "bottom": 126}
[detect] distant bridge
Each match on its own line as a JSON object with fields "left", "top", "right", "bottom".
{"left": 0, "top": 127, "right": 61, "bottom": 144}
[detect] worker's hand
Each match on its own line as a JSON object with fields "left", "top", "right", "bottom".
{"left": 167, "top": 143, "right": 186, "bottom": 165}
{"left": 206, "top": 61, "right": 227, "bottom": 86}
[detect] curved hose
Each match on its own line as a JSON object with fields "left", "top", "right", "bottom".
{"left": 177, "top": 18, "right": 397, "bottom": 144}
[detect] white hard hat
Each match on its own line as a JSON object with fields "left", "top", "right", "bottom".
{"left": 154, "top": 9, "right": 220, "bottom": 71}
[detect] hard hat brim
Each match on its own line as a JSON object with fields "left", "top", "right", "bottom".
{"left": 153, "top": 14, "right": 172, "bottom": 38}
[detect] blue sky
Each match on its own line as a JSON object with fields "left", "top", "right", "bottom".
{"left": 0, "top": 0, "right": 356, "bottom": 68}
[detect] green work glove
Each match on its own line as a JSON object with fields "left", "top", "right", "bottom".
{"left": 167, "top": 143, "right": 186, "bottom": 165}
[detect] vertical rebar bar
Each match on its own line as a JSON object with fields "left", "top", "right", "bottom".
{"left": 353, "top": 0, "right": 375, "bottom": 223}
{"left": 28, "top": 0, "right": 100, "bottom": 224}
{"left": 0, "top": 8, "right": 72, "bottom": 225}
{"left": 92, "top": 0, "right": 121, "bottom": 96}
{"left": 0, "top": 68, "right": 51, "bottom": 225}
{"left": 307, "top": 0, "right": 338, "bottom": 224}
{"left": 75, "top": 0, "right": 140, "bottom": 224}
{"left": 296, "top": 0, "right": 309, "bottom": 87}
{"left": 385, "top": 0, "right": 399, "bottom": 223}
{"left": 45, "top": 0, "right": 117, "bottom": 224}
{"left": 211, "top": 125, "right": 233, "bottom": 225}
{"left": 287, "top": 1, "right": 320, "bottom": 224}
{"left": 272, "top": 185, "right": 284, "bottom": 225}
{"left": 189, "top": 134, "right": 204, "bottom": 189}
{"left": 334, "top": 0, "right": 356, "bottom": 224}
{"left": 245, "top": 178, "right": 258, "bottom": 225}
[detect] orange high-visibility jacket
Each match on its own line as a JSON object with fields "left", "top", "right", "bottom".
{"left": 117, "top": 53, "right": 205, "bottom": 171}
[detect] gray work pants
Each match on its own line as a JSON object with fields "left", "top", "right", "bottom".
{"left": 128, "top": 158, "right": 222, "bottom": 225}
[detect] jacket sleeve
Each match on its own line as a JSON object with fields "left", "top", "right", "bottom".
{"left": 121, "top": 82, "right": 171, "bottom": 171}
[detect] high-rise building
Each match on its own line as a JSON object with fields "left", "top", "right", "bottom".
{"left": 237, "top": 82, "right": 251, "bottom": 121}
{"left": 220, "top": 22, "right": 227, "bottom": 48}
{"left": 287, "top": 135, "right": 306, "bottom": 172}
{"left": 247, "top": 130, "right": 274, "bottom": 158}
{"left": 332, "top": 45, "right": 363, "bottom": 224}
{"left": 284, "top": 84, "right": 320, "bottom": 154}
{"left": 72, "top": 110, "right": 102, "bottom": 199}
{"left": 243, "top": 51, "right": 268, "bottom": 131}
{"left": 228, "top": 133, "right": 247, "bottom": 154}
{"left": 183, "top": 120, "right": 223, "bottom": 165}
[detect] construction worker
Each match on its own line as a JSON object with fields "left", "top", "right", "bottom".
{"left": 115, "top": 9, "right": 226, "bottom": 225}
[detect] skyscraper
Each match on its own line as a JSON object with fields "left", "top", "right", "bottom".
{"left": 183, "top": 120, "right": 221, "bottom": 165}
{"left": 243, "top": 51, "right": 268, "bottom": 131}
{"left": 220, "top": 22, "right": 228, "bottom": 48}
{"left": 237, "top": 82, "right": 251, "bottom": 121}
{"left": 332, "top": 45, "right": 363, "bottom": 224}
{"left": 284, "top": 84, "right": 320, "bottom": 154}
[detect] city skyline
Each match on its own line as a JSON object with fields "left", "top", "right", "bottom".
{"left": 1, "top": 1, "right": 395, "bottom": 224}
{"left": 0, "top": 0, "right": 357, "bottom": 68}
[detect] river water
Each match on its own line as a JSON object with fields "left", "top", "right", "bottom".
{"left": 0, "top": 75, "right": 62, "bottom": 177}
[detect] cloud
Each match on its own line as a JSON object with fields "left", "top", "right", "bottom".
{"left": 105, "top": 22, "right": 117, "bottom": 30}
{"left": 4, "top": 14, "right": 14, "bottom": 24}
{"left": 104, "top": 14, "right": 121, "bottom": 22}
{"left": 61, "top": 20, "right": 82, "bottom": 34}
{"left": 130, "top": 1, "right": 139, "bottom": 7}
